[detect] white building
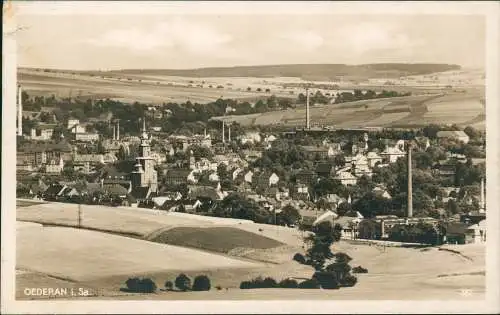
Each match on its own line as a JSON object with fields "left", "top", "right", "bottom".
{"left": 335, "top": 171, "right": 357, "bottom": 186}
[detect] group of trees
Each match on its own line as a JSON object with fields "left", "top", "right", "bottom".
{"left": 125, "top": 273, "right": 211, "bottom": 293}
{"left": 387, "top": 222, "right": 445, "bottom": 245}
{"left": 293, "top": 221, "right": 358, "bottom": 289}
{"left": 334, "top": 89, "right": 411, "bottom": 104}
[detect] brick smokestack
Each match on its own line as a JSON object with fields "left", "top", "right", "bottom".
{"left": 116, "top": 120, "right": 120, "bottom": 140}
{"left": 228, "top": 124, "right": 231, "bottom": 142}
{"left": 17, "top": 85, "right": 23, "bottom": 136}
{"left": 222, "top": 121, "right": 225, "bottom": 144}
{"left": 306, "top": 88, "right": 310, "bottom": 130}
{"left": 480, "top": 177, "right": 485, "bottom": 213}
{"left": 407, "top": 141, "right": 413, "bottom": 218}
{"left": 112, "top": 121, "right": 116, "bottom": 140}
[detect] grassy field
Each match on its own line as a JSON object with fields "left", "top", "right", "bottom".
{"left": 147, "top": 226, "right": 284, "bottom": 253}
{"left": 214, "top": 91, "right": 486, "bottom": 130}
{"left": 16, "top": 201, "right": 485, "bottom": 300}
{"left": 18, "top": 70, "right": 294, "bottom": 104}
{"left": 16, "top": 223, "right": 263, "bottom": 282}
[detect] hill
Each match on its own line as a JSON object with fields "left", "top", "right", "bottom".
{"left": 106, "top": 63, "right": 462, "bottom": 81}
{"left": 146, "top": 226, "right": 284, "bottom": 254}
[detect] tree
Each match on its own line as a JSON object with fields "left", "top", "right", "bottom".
{"left": 192, "top": 275, "right": 211, "bottom": 291}
{"left": 164, "top": 280, "right": 173, "bottom": 291}
{"left": 175, "top": 273, "right": 192, "bottom": 291}
{"left": 213, "top": 193, "right": 270, "bottom": 223}
{"left": 278, "top": 205, "right": 301, "bottom": 226}
{"left": 304, "top": 221, "right": 336, "bottom": 271}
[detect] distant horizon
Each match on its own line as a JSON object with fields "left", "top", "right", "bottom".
{"left": 18, "top": 62, "right": 482, "bottom": 73}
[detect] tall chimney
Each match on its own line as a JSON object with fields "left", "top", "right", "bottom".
{"left": 222, "top": 121, "right": 225, "bottom": 144}
{"left": 407, "top": 141, "right": 413, "bottom": 218}
{"left": 228, "top": 124, "right": 231, "bottom": 142}
{"left": 17, "top": 85, "right": 23, "bottom": 136}
{"left": 112, "top": 122, "right": 116, "bottom": 140}
{"left": 306, "top": 88, "right": 310, "bottom": 129}
{"left": 116, "top": 120, "right": 120, "bottom": 140}
{"left": 480, "top": 177, "right": 485, "bottom": 212}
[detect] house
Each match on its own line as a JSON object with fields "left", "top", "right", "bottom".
{"left": 253, "top": 172, "right": 280, "bottom": 190}
{"left": 150, "top": 152, "right": 167, "bottom": 164}
{"left": 67, "top": 119, "right": 86, "bottom": 134}
{"left": 131, "top": 186, "right": 154, "bottom": 202}
{"left": 30, "top": 123, "right": 56, "bottom": 140}
{"left": 437, "top": 130, "right": 470, "bottom": 144}
{"left": 74, "top": 132, "right": 100, "bottom": 142}
{"left": 102, "top": 179, "right": 132, "bottom": 193}
{"left": 241, "top": 150, "right": 263, "bottom": 162}
{"left": 322, "top": 215, "right": 363, "bottom": 240}
{"left": 465, "top": 220, "right": 486, "bottom": 244}
{"left": 295, "top": 169, "right": 317, "bottom": 186}
{"left": 244, "top": 170, "right": 254, "bottom": 183}
{"left": 44, "top": 157, "right": 64, "bottom": 174}
{"left": 73, "top": 154, "right": 105, "bottom": 174}
{"left": 291, "top": 183, "right": 310, "bottom": 201}
{"left": 444, "top": 222, "right": 470, "bottom": 244}
{"left": 335, "top": 171, "right": 357, "bottom": 186}
{"left": 379, "top": 146, "right": 406, "bottom": 163}
{"left": 164, "top": 169, "right": 192, "bottom": 186}
{"left": 372, "top": 186, "right": 392, "bottom": 199}
{"left": 42, "top": 184, "right": 67, "bottom": 200}
{"left": 460, "top": 211, "right": 487, "bottom": 225}
{"left": 239, "top": 132, "right": 261, "bottom": 145}
{"left": 300, "top": 145, "right": 336, "bottom": 159}
{"left": 366, "top": 151, "right": 383, "bottom": 168}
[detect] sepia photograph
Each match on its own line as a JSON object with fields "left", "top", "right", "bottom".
{"left": 2, "top": 1, "right": 500, "bottom": 314}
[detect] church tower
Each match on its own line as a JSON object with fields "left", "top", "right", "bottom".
{"left": 131, "top": 118, "right": 158, "bottom": 192}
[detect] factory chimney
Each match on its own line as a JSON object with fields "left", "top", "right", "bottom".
{"left": 306, "top": 88, "right": 310, "bottom": 129}
{"left": 479, "top": 177, "right": 485, "bottom": 213}
{"left": 407, "top": 141, "right": 413, "bottom": 218}
{"left": 17, "top": 85, "right": 23, "bottom": 136}
{"left": 222, "top": 121, "right": 225, "bottom": 144}
{"left": 112, "top": 122, "right": 116, "bottom": 140}
{"left": 228, "top": 124, "right": 231, "bottom": 142}
{"left": 116, "top": 120, "right": 120, "bottom": 140}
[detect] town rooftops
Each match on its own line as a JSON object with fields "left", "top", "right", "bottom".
{"left": 18, "top": 141, "right": 73, "bottom": 153}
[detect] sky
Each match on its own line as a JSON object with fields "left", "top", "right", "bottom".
{"left": 16, "top": 12, "right": 485, "bottom": 70}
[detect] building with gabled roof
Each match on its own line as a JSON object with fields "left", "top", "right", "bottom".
{"left": 437, "top": 130, "right": 470, "bottom": 144}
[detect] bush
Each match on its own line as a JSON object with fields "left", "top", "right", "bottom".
{"left": 164, "top": 280, "right": 173, "bottom": 290}
{"left": 278, "top": 278, "right": 299, "bottom": 288}
{"left": 240, "top": 281, "right": 253, "bottom": 289}
{"left": 313, "top": 271, "right": 339, "bottom": 290}
{"left": 293, "top": 253, "right": 307, "bottom": 265}
{"left": 341, "top": 274, "right": 358, "bottom": 287}
{"left": 262, "top": 277, "right": 278, "bottom": 288}
{"left": 125, "top": 277, "right": 157, "bottom": 293}
{"left": 192, "top": 275, "right": 211, "bottom": 291}
{"left": 140, "top": 278, "right": 157, "bottom": 293}
{"left": 239, "top": 276, "right": 278, "bottom": 289}
{"left": 126, "top": 277, "right": 140, "bottom": 291}
{"left": 352, "top": 266, "right": 368, "bottom": 274}
{"left": 175, "top": 273, "right": 192, "bottom": 291}
{"left": 298, "top": 278, "right": 320, "bottom": 289}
